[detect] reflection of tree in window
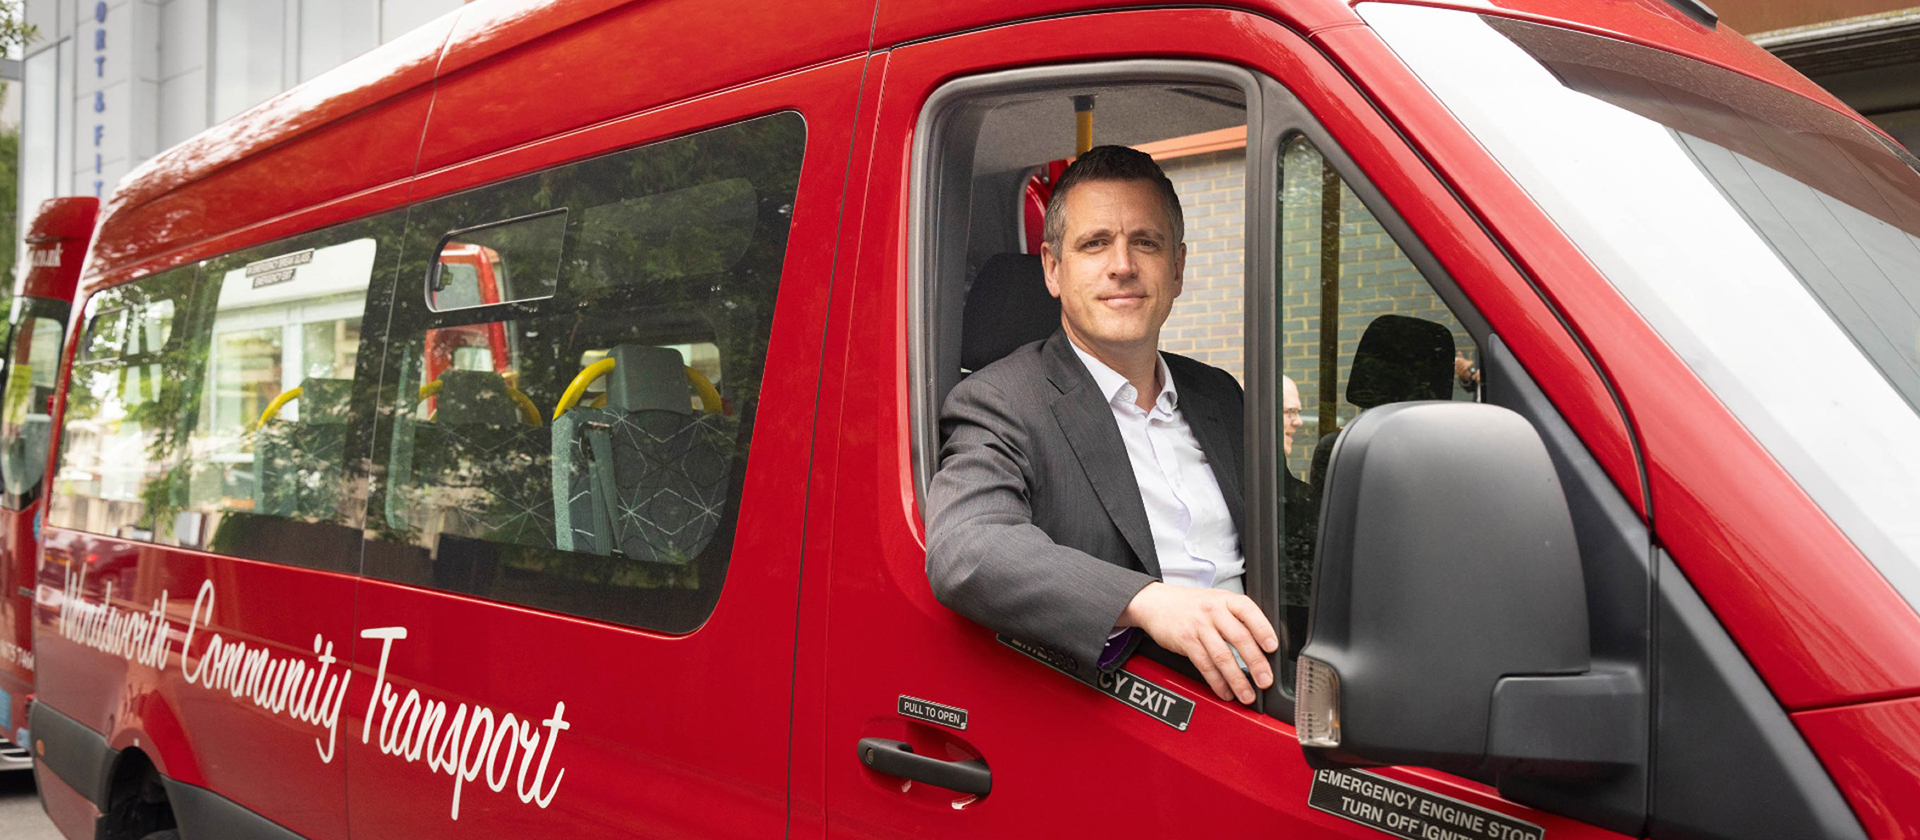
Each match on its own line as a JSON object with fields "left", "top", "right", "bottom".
{"left": 0, "top": 303, "right": 71, "bottom": 505}
{"left": 372, "top": 112, "right": 806, "bottom": 632}
{"left": 49, "top": 270, "right": 198, "bottom": 541}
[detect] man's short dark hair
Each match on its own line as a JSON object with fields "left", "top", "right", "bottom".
{"left": 1042, "top": 144, "right": 1186, "bottom": 257}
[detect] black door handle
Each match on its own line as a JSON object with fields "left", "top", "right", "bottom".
{"left": 856, "top": 737, "right": 992, "bottom": 795}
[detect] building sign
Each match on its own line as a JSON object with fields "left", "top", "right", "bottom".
{"left": 88, "top": 0, "right": 111, "bottom": 198}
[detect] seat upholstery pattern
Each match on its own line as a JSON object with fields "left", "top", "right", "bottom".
{"left": 410, "top": 423, "right": 555, "bottom": 548}
{"left": 255, "top": 423, "right": 349, "bottom": 519}
{"left": 553, "top": 408, "right": 735, "bottom": 565}
{"left": 387, "top": 369, "right": 554, "bottom": 548}
{"left": 252, "top": 377, "right": 353, "bottom": 520}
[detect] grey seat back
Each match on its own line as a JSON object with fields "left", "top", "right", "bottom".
{"left": 553, "top": 344, "right": 735, "bottom": 564}
{"left": 1310, "top": 314, "right": 1458, "bottom": 491}
{"left": 254, "top": 377, "right": 351, "bottom": 519}
{"left": 403, "top": 369, "right": 554, "bottom": 547}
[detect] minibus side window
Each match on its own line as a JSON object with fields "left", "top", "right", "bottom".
{"left": 0, "top": 298, "right": 73, "bottom": 509}
{"left": 180, "top": 228, "right": 386, "bottom": 567}
{"left": 48, "top": 268, "right": 197, "bottom": 541}
{"left": 364, "top": 112, "right": 805, "bottom": 633}
{"left": 1275, "top": 135, "right": 1480, "bottom": 679}
{"left": 45, "top": 219, "right": 396, "bottom": 564}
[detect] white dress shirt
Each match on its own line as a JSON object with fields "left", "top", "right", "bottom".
{"left": 1071, "top": 343, "right": 1245, "bottom": 594}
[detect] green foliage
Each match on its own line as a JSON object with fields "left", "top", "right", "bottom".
{"left": 0, "top": 0, "right": 35, "bottom": 58}
{"left": 0, "top": 127, "right": 17, "bottom": 307}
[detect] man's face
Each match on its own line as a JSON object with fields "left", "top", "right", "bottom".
{"left": 1282, "top": 376, "right": 1303, "bottom": 456}
{"left": 1042, "top": 179, "right": 1185, "bottom": 358}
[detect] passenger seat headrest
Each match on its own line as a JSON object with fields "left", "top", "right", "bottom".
{"left": 299, "top": 377, "right": 353, "bottom": 425}
{"left": 606, "top": 345, "right": 693, "bottom": 414}
{"left": 437, "top": 370, "right": 519, "bottom": 426}
{"left": 1346, "top": 314, "right": 1455, "bottom": 409}
{"left": 961, "top": 253, "right": 1060, "bottom": 372}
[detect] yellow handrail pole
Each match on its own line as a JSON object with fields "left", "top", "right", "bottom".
{"left": 553, "top": 358, "right": 618, "bottom": 419}
{"left": 1073, "top": 95, "right": 1096, "bottom": 157}
{"left": 253, "top": 386, "right": 305, "bottom": 431}
{"left": 506, "top": 386, "right": 543, "bottom": 427}
{"left": 686, "top": 367, "right": 722, "bottom": 414}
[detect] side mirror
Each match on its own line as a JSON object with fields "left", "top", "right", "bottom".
{"left": 1296, "top": 402, "right": 1639, "bottom": 779}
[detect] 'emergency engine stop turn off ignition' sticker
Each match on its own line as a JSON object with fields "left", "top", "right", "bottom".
{"left": 1310, "top": 769, "right": 1544, "bottom": 840}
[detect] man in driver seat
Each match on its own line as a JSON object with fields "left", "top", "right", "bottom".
{"left": 927, "top": 145, "right": 1277, "bottom": 704}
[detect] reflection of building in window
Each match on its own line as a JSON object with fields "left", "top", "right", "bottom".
{"left": 190, "top": 239, "right": 377, "bottom": 515}
{"left": 0, "top": 310, "right": 73, "bottom": 503}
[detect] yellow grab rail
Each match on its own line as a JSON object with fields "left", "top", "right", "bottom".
{"left": 552, "top": 358, "right": 618, "bottom": 420}
{"left": 553, "top": 358, "right": 722, "bottom": 419}
{"left": 253, "top": 386, "right": 304, "bottom": 431}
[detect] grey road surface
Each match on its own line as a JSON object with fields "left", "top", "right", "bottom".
{"left": 1, "top": 770, "right": 64, "bottom": 840}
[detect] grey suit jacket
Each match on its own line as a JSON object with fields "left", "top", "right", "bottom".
{"left": 926, "top": 331, "right": 1247, "bottom": 681}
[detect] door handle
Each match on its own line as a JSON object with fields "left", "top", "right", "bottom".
{"left": 856, "top": 737, "right": 992, "bottom": 795}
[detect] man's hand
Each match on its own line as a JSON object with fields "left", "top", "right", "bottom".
{"left": 1119, "top": 583, "right": 1278, "bottom": 704}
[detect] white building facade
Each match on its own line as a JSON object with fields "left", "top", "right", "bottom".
{"left": 17, "top": 0, "right": 464, "bottom": 250}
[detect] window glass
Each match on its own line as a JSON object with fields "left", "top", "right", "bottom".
{"left": 1366, "top": 4, "right": 1920, "bottom": 613}
{"left": 429, "top": 210, "right": 566, "bottom": 311}
{"left": 184, "top": 235, "right": 380, "bottom": 564}
{"left": 1276, "top": 135, "right": 1478, "bottom": 675}
{"left": 47, "top": 221, "right": 392, "bottom": 568}
{"left": 0, "top": 297, "right": 73, "bottom": 508}
{"left": 367, "top": 112, "right": 806, "bottom": 633}
{"left": 49, "top": 268, "right": 198, "bottom": 541}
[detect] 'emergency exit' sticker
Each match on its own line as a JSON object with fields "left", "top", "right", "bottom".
{"left": 998, "top": 636, "right": 1195, "bottom": 731}
{"left": 1310, "top": 768, "right": 1543, "bottom": 840}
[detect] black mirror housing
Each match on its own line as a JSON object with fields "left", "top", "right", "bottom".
{"left": 1298, "top": 402, "right": 1636, "bottom": 778}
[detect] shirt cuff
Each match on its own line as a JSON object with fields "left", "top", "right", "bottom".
{"left": 1099, "top": 628, "right": 1139, "bottom": 670}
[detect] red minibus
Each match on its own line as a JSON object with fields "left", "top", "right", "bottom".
{"left": 0, "top": 197, "right": 96, "bottom": 772}
{"left": 27, "top": 0, "right": 1920, "bottom": 838}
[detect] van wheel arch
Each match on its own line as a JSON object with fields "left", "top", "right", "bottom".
{"left": 98, "top": 748, "right": 177, "bottom": 840}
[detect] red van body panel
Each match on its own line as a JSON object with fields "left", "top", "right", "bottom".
{"left": 0, "top": 197, "right": 96, "bottom": 763}
{"left": 806, "top": 7, "right": 1645, "bottom": 839}
{"left": 35, "top": 538, "right": 361, "bottom": 838}
{"left": 27, "top": 0, "right": 1920, "bottom": 837}
{"left": 0, "top": 506, "right": 36, "bottom": 742}
{"left": 1794, "top": 696, "right": 1920, "bottom": 839}
{"left": 18, "top": 199, "right": 98, "bottom": 300}
{"left": 334, "top": 55, "right": 864, "bottom": 840}
{"left": 873, "top": 0, "right": 1365, "bottom": 48}
{"left": 871, "top": 0, "right": 1857, "bottom": 125}
{"left": 414, "top": 0, "right": 872, "bottom": 174}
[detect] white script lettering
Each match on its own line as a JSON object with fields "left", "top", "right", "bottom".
{"left": 180, "top": 581, "right": 353, "bottom": 763}
{"left": 358, "top": 627, "right": 568, "bottom": 820}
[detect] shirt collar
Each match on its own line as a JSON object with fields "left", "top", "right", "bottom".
{"left": 1069, "top": 340, "right": 1178, "bottom": 413}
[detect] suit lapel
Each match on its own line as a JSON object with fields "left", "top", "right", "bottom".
{"left": 1166, "top": 359, "right": 1247, "bottom": 541}
{"left": 1043, "top": 334, "right": 1161, "bottom": 578}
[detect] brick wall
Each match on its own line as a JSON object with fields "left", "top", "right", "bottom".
{"left": 1159, "top": 143, "right": 1475, "bottom": 478}
{"left": 1159, "top": 150, "right": 1248, "bottom": 381}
